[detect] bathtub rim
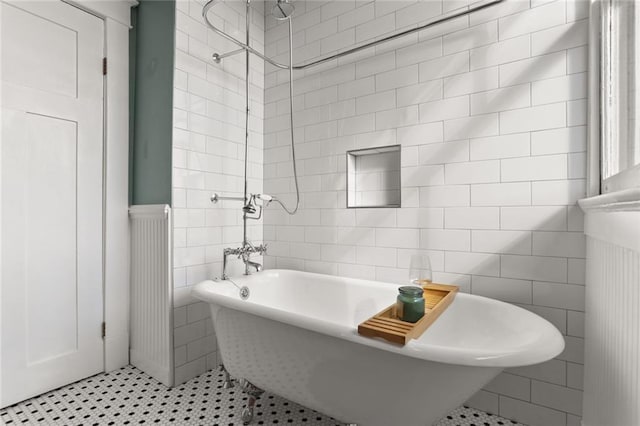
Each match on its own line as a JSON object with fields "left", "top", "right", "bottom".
{"left": 192, "top": 269, "right": 565, "bottom": 368}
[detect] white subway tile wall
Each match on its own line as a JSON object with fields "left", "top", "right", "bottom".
{"left": 263, "top": 1, "right": 587, "bottom": 425}
{"left": 172, "top": 0, "right": 266, "bottom": 384}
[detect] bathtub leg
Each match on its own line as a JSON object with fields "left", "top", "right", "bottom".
{"left": 239, "top": 379, "right": 264, "bottom": 425}
{"left": 219, "top": 364, "right": 234, "bottom": 389}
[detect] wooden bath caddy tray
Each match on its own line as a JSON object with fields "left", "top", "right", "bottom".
{"left": 358, "top": 283, "right": 459, "bottom": 345}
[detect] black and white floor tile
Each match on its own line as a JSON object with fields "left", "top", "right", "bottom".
{"left": 0, "top": 365, "right": 523, "bottom": 426}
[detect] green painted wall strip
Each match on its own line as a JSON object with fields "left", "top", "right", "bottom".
{"left": 130, "top": 0, "right": 175, "bottom": 205}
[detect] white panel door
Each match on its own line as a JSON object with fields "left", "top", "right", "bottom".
{"left": 1, "top": 0, "right": 105, "bottom": 407}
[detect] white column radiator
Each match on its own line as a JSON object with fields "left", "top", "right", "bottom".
{"left": 580, "top": 198, "right": 640, "bottom": 426}
{"left": 129, "top": 205, "right": 173, "bottom": 387}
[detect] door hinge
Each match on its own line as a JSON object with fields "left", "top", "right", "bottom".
{"left": 102, "top": 57, "right": 107, "bottom": 75}
{"left": 101, "top": 322, "right": 106, "bottom": 339}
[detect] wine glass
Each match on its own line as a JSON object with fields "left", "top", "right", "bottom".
{"left": 408, "top": 254, "right": 432, "bottom": 288}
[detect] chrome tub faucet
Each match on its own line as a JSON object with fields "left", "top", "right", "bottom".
{"left": 245, "top": 260, "right": 263, "bottom": 273}
{"left": 222, "top": 242, "right": 267, "bottom": 280}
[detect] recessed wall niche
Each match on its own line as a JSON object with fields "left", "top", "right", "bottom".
{"left": 346, "top": 145, "right": 401, "bottom": 208}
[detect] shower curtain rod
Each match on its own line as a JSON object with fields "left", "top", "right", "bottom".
{"left": 203, "top": 0, "right": 506, "bottom": 71}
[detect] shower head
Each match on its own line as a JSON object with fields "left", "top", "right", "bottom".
{"left": 271, "top": 0, "right": 294, "bottom": 20}
{"left": 256, "top": 194, "right": 273, "bottom": 203}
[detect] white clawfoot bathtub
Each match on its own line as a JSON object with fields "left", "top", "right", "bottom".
{"left": 193, "top": 269, "right": 564, "bottom": 426}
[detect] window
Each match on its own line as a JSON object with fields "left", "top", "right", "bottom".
{"left": 600, "top": 0, "right": 640, "bottom": 193}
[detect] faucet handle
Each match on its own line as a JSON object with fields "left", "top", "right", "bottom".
{"left": 257, "top": 243, "right": 267, "bottom": 255}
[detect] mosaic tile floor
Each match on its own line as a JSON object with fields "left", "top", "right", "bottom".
{"left": 0, "top": 365, "right": 523, "bottom": 426}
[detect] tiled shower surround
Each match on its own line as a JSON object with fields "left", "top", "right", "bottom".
{"left": 263, "top": 1, "right": 587, "bottom": 425}
{"left": 171, "top": 0, "right": 587, "bottom": 425}
{"left": 171, "top": 0, "right": 266, "bottom": 385}
{"left": 172, "top": 0, "right": 266, "bottom": 287}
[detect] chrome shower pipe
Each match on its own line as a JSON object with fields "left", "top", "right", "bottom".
{"left": 242, "top": 0, "right": 251, "bottom": 271}
{"left": 210, "top": 193, "right": 273, "bottom": 204}
{"left": 212, "top": 49, "right": 242, "bottom": 63}
{"left": 202, "top": 0, "right": 289, "bottom": 70}
{"left": 204, "top": 0, "right": 506, "bottom": 70}
{"left": 210, "top": 194, "right": 246, "bottom": 203}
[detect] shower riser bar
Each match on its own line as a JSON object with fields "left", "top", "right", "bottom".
{"left": 204, "top": 0, "right": 506, "bottom": 70}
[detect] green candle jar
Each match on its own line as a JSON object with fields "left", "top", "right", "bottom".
{"left": 396, "top": 286, "right": 425, "bottom": 323}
